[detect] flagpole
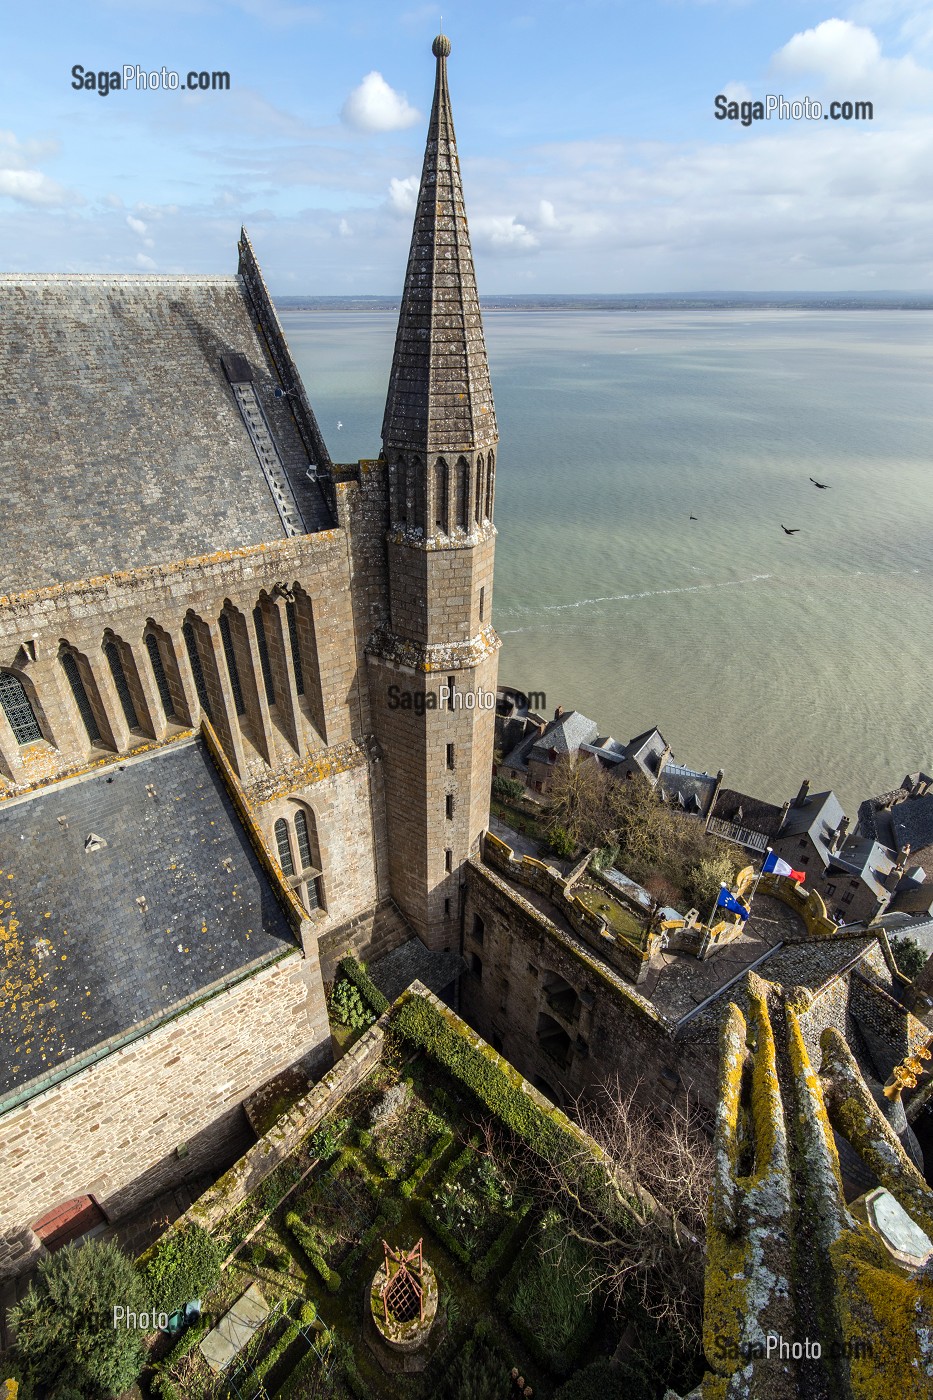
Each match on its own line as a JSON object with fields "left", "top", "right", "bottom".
{"left": 747, "top": 846, "right": 772, "bottom": 911}
{"left": 706, "top": 882, "right": 727, "bottom": 933}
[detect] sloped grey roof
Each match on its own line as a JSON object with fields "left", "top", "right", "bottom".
{"left": 0, "top": 272, "right": 331, "bottom": 593}
{"left": 891, "top": 795, "right": 933, "bottom": 855}
{"left": 778, "top": 790, "right": 846, "bottom": 853}
{"left": 381, "top": 41, "right": 497, "bottom": 457}
{"left": 0, "top": 737, "right": 295, "bottom": 1104}
{"left": 529, "top": 710, "right": 598, "bottom": 762}
{"left": 827, "top": 837, "right": 896, "bottom": 899}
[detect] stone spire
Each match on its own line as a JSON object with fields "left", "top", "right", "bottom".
{"left": 382, "top": 35, "right": 498, "bottom": 458}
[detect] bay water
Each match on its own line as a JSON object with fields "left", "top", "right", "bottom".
{"left": 284, "top": 308, "right": 933, "bottom": 816}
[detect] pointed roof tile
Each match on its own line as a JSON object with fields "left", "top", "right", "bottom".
{"left": 382, "top": 36, "right": 498, "bottom": 458}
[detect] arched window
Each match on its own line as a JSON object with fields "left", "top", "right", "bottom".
{"left": 145, "top": 632, "right": 176, "bottom": 720}
{"left": 0, "top": 671, "right": 42, "bottom": 744}
{"left": 60, "top": 652, "right": 101, "bottom": 744}
{"left": 435, "top": 458, "right": 449, "bottom": 533}
{"left": 274, "top": 818, "right": 295, "bottom": 876}
{"left": 485, "top": 450, "right": 495, "bottom": 520}
{"left": 182, "top": 620, "right": 212, "bottom": 719}
{"left": 218, "top": 613, "right": 245, "bottom": 716}
{"left": 294, "top": 809, "right": 313, "bottom": 870}
{"left": 285, "top": 600, "right": 304, "bottom": 695}
{"left": 475, "top": 456, "right": 484, "bottom": 525}
{"left": 456, "top": 457, "right": 469, "bottom": 531}
{"left": 253, "top": 606, "right": 276, "bottom": 706}
{"left": 103, "top": 639, "right": 139, "bottom": 731}
{"left": 397, "top": 459, "right": 408, "bottom": 525}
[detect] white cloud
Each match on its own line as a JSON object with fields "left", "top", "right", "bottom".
{"left": 126, "top": 214, "right": 148, "bottom": 235}
{"left": 773, "top": 18, "right": 933, "bottom": 103}
{"left": 472, "top": 214, "right": 539, "bottom": 253}
{"left": 338, "top": 218, "right": 352, "bottom": 236}
{"left": 0, "top": 169, "right": 68, "bottom": 206}
{"left": 135, "top": 252, "right": 157, "bottom": 269}
{"left": 387, "top": 174, "right": 418, "bottom": 214}
{"left": 720, "top": 80, "right": 753, "bottom": 103}
{"left": 341, "top": 72, "right": 421, "bottom": 133}
{"left": 537, "top": 199, "right": 557, "bottom": 228}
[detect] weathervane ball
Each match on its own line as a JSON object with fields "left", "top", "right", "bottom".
{"left": 432, "top": 35, "right": 451, "bottom": 58}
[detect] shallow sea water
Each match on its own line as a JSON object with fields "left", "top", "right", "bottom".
{"left": 284, "top": 307, "right": 933, "bottom": 814}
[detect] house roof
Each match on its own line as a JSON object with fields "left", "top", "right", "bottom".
{"left": 827, "top": 837, "right": 896, "bottom": 900}
{"left": 528, "top": 711, "right": 599, "bottom": 763}
{"left": 0, "top": 266, "right": 333, "bottom": 594}
{"left": 890, "top": 795, "right": 933, "bottom": 856}
{"left": 0, "top": 736, "right": 295, "bottom": 1103}
{"left": 711, "top": 788, "right": 785, "bottom": 839}
{"left": 777, "top": 790, "right": 846, "bottom": 861}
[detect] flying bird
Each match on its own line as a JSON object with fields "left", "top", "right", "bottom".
{"left": 689, "top": 515, "right": 698, "bottom": 521}
{"left": 337, "top": 420, "right": 343, "bottom": 430}
{"left": 809, "top": 477, "right": 829, "bottom": 489}
{"left": 781, "top": 525, "right": 800, "bottom": 535}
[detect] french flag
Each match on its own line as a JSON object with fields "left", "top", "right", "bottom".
{"left": 763, "top": 850, "right": 806, "bottom": 882}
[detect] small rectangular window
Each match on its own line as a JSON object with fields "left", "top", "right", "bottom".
{"left": 446, "top": 794, "right": 454, "bottom": 820}
{"left": 445, "top": 848, "right": 452, "bottom": 872}
{"left": 470, "top": 953, "right": 482, "bottom": 978}
{"left": 446, "top": 742, "right": 455, "bottom": 770}
{"left": 447, "top": 675, "right": 455, "bottom": 711}
{"left": 479, "top": 586, "right": 485, "bottom": 621}
{"left": 472, "top": 914, "right": 485, "bottom": 943}
{"left": 444, "top": 897, "right": 451, "bottom": 916}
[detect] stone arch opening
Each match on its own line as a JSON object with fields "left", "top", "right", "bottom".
{"left": 536, "top": 1011, "right": 571, "bottom": 1067}
{"left": 58, "top": 644, "right": 110, "bottom": 749}
{"left": 0, "top": 669, "right": 45, "bottom": 746}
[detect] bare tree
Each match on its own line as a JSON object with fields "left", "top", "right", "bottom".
{"left": 534, "top": 1077, "right": 711, "bottom": 1350}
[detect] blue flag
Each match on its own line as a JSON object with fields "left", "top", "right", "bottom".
{"left": 716, "top": 886, "right": 749, "bottom": 919}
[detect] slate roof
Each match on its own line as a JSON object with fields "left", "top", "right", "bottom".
{"left": 0, "top": 270, "right": 333, "bottom": 593}
{"left": 659, "top": 766, "right": 717, "bottom": 817}
{"left": 0, "top": 737, "right": 295, "bottom": 1102}
{"left": 711, "top": 788, "right": 785, "bottom": 839}
{"left": 891, "top": 795, "right": 933, "bottom": 856}
{"left": 528, "top": 711, "right": 599, "bottom": 763}
{"left": 827, "top": 837, "right": 896, "bottom": 900}
{"left": 777, "top": 790, "right": 846, "bottom": 867}
{"left": 382, "top": 39, "right": 497, "bottom": 457}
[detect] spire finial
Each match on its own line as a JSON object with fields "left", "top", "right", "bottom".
{"left": 432, "top": 33, "right": 451, "bottom": 58}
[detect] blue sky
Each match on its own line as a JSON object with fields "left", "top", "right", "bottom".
{"left": 2, "top": 0, "right": 933, "bottom": 291}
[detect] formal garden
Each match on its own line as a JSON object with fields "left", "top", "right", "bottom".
{"left": 1, "top": 965, "right": 706, "bottom": 1400}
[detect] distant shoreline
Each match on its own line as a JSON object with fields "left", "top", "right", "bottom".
{"left": 276, "top": 293, "right": 933, "bottom": 313}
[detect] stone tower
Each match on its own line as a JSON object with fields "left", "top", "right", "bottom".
{"left": 367, "top": 34, "right": 500, "bottom": 951}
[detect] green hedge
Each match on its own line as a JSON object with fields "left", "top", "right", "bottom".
{"left": 400, "top": 1128, "right": 455, "bottom": 1198}
{"left": 552, "top": 1358, "right": 619, "bottom": 1399}
{"left": 337, "top": 956, "right": 388, "bottom": 1017}
{"left": 472, "top": 1195, "right": 533, "bottom": 1284}
{"left": 284, "top": 1213, "right": 341, "bottom": 1293}
{"left": 137, "top": 1222, "right": 224, "bottom": 1315}
{"left": 392, "top": 994, "right": 576, "bottom": 1160}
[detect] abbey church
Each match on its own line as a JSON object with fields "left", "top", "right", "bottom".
{"left": 0, "top": 34, "right": 498, "bottom": 1275}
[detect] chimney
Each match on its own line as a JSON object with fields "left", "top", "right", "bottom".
{"left": 795, "top": 778, "right": 811, "bottom": 809}
{"left": 554, "top": 705, "right": 564, "bottom": 720}
{"left": 778, "top": 800, "right": 791, "bottom": 832}
{"left": 832, "top": 816, "right": 850, "bottom": 853}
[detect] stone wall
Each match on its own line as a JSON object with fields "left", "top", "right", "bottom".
{"left": 0, "top": 948, "right": 330, "bottom": 1279}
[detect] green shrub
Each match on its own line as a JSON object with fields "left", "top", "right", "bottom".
{"left": 329, "top": 978, "right": 374, "bottom": 1030}
{"left": 10, "top": 1239, "right": 149, "bottom": 1398}
{"left": 285, "top": 1212, "right": 341, "bottom": 1292}
{"left": 310, "top": 1115, "right": 350, "bottom": 1162}
{"left": 499, "top": 1215, "right": 595, "bottom": 1375}
{"left": 336, "top": 956, "right": 389, "bottom": 1016}
{"left": 890, "top": 935, "right": 928, "bottom": 980}
{"left": 492, "top": 775, "right": 525, "bottom": 802}
{"left": 437, "top": 1328, "right": 512, "bottom": 1399}
{"left": 552, "top": 1358, "right": 618, "bottom": 1399}
{"left": 549, "top": 825, "right": 578, "bottom": 859}
{"left": 685, "top": 853, "right": 738, "bottom": 913}
{"left": 137, "top": 1221, "right": 224, "bottom": 1315}
{"left": 400, "top": 1128, "right": 455, "bottom": 1198}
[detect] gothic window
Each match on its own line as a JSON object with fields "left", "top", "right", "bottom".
{"left": 398, "top": 459, "right": 408, "bottom": 525}
{"left": 103, "top": 640, "right": 139, "bottom": 731}
{"left": 485, "top": 451, "right": 494, "bottom": 520}
{"left": 435, "top": 458, "right": 449, "bottom": 533}
{"left": 294, "top": 808, "right": 314, "bottom": 870}
{"left": 411, "top": 456, "right": 425, "bottom": 531}
{"left": 305, "top": 875, "right": 322, "bottom": 911}
{"left": 456, "top": 456, "right": 469, "bottom": 530}
{"left": 253, "top": 606, "right": 276, "bottom": 706}
{"left": 145, "top": 633, "right": 176, "bottom": 720}
{"left": 61, "top": 652, "right": 101, "bottom": 744}
{"left": 286, "top": 601, "right": 304, "bottom": 695}
{"left": 274, "top": 818, "right": 295, "bottom": 876}
{"left": 218, "top": 613, "right": 245, "bottom": 716}
{"left": 0, "top": 672, "right": 42, "bottom": 744}
{"left": 475, "top": 456, "right": 483, "bottom": 524}
{"left": 182, "top": 621, "right": 212, "bottom": 719}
